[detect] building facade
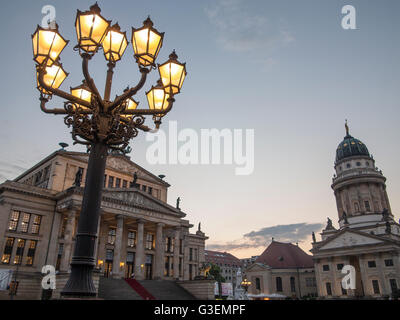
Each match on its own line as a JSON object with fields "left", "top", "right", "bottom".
{"left": 204, "top": 250, "right": 242, "bottom": 289}
{"left": 311, "top": 126, "right": 400, "bottom": 299}
{"left": 245, "top": 241, "right": 317, "bottom": 299}
{"left": 0, "top": 149, "right": 207, "bottom": 299}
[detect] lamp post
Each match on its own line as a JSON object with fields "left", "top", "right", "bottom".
{"left": 241, "top": 279, "right": 251, "bottom": 294}
{"left": 31, "top": 3, "right": 187, "bottom": 297}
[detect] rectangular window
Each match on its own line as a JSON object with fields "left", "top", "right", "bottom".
{"left": 146, "top": 233, "right": 155, "bottom": 250}
{"left": 372, "top": 280, "right": 380, "bottom": 294}
{"left": 368, "top": 261, "right": 376, "bottom": 268}
{"left": 128, "top": 231, "right": 136, "bottom": 247}
{"left": 108, "top": 176, "right": 114, "bottom": 188}
{"left": 148, "top": 187, "right": 153, "bottom": 195}
{"left": 25, "top": 240, "right": 37, "bottom": 266}
{"left": 142, "top": 185, "right": 147, "bottom": 192}
{"left": 384, "top": 259, "right": 394, "bottom": 267}
{"left": 14, "top": 239, "right": 26, "bottom": 265}
{"left": 115, "top": 178, "right": 121, "bottom": 188}
{"left": 189, "top": 248, "right": 193, "bottom": 261}
{"left": 337, "top": 263, "right": 344, "bottom": 271}
{"left": 122, "top": 180, "right": 128, "bottom": 188}
{"left": 106, "top": 249, "right": 114, "bottom": 261}
{"left": 20, "top": 213, "right": 31, "bottom": 233}
{"left": 108, "top": 228, "right": 116, "bottom": 245}
{"left": 30, "top": 215, "right": 41, "bottom": 234}
{"left": 290, "top": 277, "right": 296, "bottom": 292}
{"left": 179, "top": 258, "right": 183, "bottom": 277}
{"left": 365, "top": 201, "right": 371, "bottom": 212}
{"left": 389, "top": 279, "right": 398, "bottom": 293}
{"left": 8, "top": 211, "right": 20, "bottom": 231}
{"left": 341, "top": 287, "right": 347, "bottom": 295}
{"left": 322, "top": 264, "right": 330, "bottom": 271}
{"left": 326, "top": 282, "right": 332, "bottom": 296}
{"left": 164, "top": 256, "right": 170, "bottom": 276}
{"left": 179, "top": 240, "right": 183, "bottom": 254}
{"left": 9, "top": 281, "right": 19, "bottom": 296}
{"left": 1, "top": 237, "right": 15, "bottom": 264}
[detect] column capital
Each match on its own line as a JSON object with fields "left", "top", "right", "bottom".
{"left": 137, "top": 218, "right": 146, "bottom": 225}
{"left": 116, "top": 214, "right": 124, "bottom": 221}
{"left": 157, "top": 222, "right": 165, "bottom": 228}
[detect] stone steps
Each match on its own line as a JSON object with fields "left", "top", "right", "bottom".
{"left": 138, "top": 280, "right": 196, "bottom": 300}
{"left": 97, "top": 277, "right": 143, "bottom": 300}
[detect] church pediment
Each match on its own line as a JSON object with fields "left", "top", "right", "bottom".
{"left": 246, "top": 263, "right": 270, "bottom": 272}
{"left": 102, "top": 189, "right": 182, "bottom": 216}
{"left": 318, "top": 230, "right": 385, "bottom": 251}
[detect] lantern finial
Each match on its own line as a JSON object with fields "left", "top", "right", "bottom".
{"left": 169, "top": 50, "right": 178, "bottom": 60}
{"left": 90, "top": 2, "right": 101, "bottom": 14}
{"left": 143, "top": 16, "right": 153, "bottom": 27}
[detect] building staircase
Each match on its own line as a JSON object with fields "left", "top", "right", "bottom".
{"left": 97, "top": 277, "right": 195, "bottom": 300}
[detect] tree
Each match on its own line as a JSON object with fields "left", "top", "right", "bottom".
{"left": 208, "top": 263, "right": 225, "bottom": 299}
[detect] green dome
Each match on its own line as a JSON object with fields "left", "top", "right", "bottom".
{"left": 336, "top": 134, "right": 370, "bottom": 162}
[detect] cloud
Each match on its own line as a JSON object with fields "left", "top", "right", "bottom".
{"left": 204, "top": 0, "right": 294, "bottom": 61}
{"left": 206, "top": 222, "right": 324, "bottom": 252}
{"left": 0, "top": 160, "right": 28, "bottom": 183}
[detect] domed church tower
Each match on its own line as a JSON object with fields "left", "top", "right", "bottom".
{"left": 332, "top": 121, "right": 393, "bottom": 229}
{"left": 311, "top": 122, "right": 400, "bottom": 299}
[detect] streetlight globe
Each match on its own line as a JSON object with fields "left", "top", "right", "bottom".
{"left": 102, "top": 23, "right": 128, "bottom": 62}
{"left": 158, "top": 50, "right": 187, "bottom": 95}
{"left": 131, "top": 17, "right": 164, "bottom": 67}
{"left": 75, "top": 3, "right": 111, "bottom": 53}
{"left": 32, "top": 24, "right": 69, "bottom": 66}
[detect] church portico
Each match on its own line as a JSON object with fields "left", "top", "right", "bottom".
{"left": 312, "top": 123, "right": 400, "bottom": 299}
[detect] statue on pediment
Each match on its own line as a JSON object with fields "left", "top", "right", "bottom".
{"left": 312, "top": 232, "right": 316, "bottom": 243}
{"left": 342, "top": 211, "right": 349, "bottom": 225}
{"left": 176, "top": 197, "right": 181, "bottom": 210}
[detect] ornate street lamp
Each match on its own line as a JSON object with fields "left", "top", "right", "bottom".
{"left": 241, "top": 278, "right": 251, "bottom": 293}
{"left": 32, "top": 3, "right": 187, "bottom": 297}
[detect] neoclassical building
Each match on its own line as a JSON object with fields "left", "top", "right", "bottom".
{"left": 311, "top": 125, "right": 400, "bottom": 298}
{"left": 0, "top": 149, "right": 207, "bottom": 298}
{"left": 245, "top": 241, "right": 318, "bottom": 299}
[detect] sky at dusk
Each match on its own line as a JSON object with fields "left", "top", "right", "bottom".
{"left": 0, "top": 0, "right": 400, "bottom": 258}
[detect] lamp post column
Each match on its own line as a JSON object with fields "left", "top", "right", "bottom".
{"left": 62, "top": 142, "right": 108, "bottom": 297}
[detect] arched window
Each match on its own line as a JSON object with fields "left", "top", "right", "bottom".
{"left": 290, "top": 277, "right": 296, "bottom": 292}
{"left": 276, "top": 277, "right": 283, "bottom": 292}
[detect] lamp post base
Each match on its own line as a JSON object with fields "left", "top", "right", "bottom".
{"left": 61, "top": 265, "right": 97, "bottom": 297}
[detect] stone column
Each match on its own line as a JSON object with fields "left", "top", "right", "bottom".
{"left": 112, "top": 215, "right": 124, "bottom": 279}
{"left": 154, "top": 223, "right": 165, "bottom": 279}
{"left": 173, "top": 228, "right": 180, "bottom": 280}
{"left": 60, "top": 210, "right": 76, "bottom": 272}
{"left": 358, "top": 255, "right": 369, "bottom": 296}
{"left": 134, "top": 219, "right": 145, "bottom": 280}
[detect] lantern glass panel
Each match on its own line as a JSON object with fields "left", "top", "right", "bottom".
{"left": 32, "top": 27, "right": 68, "bottom": 66}
{"left": 76, "top": 11, "right": 110, "bottom": 52}
{"left": 37, "top": 63, "right": 67, "bottom": 94}
{"left": 71, "top": 87, "right": 92, "bottom": 110}
{"left": 147, "top": 88, "right": 169, "bottom": 113}
{"left": 159, "top": 62, "right": 186, "bottom": 94}
{"left": 102, "top": 30, "right": 128, "bottom": 62}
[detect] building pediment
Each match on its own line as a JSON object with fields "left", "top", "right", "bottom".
{"left": 246, "top": 263, "right": 270, "bottom": 273}
{"left": 317, "top": 230, "right": 385, "bottom": 251}
{"left": 102, "top": 189, "right": 183, "bottom": 217}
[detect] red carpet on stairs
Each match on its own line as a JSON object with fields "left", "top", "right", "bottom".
{"left": 125, "top": 279, "right": 156, "bottom": 300}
